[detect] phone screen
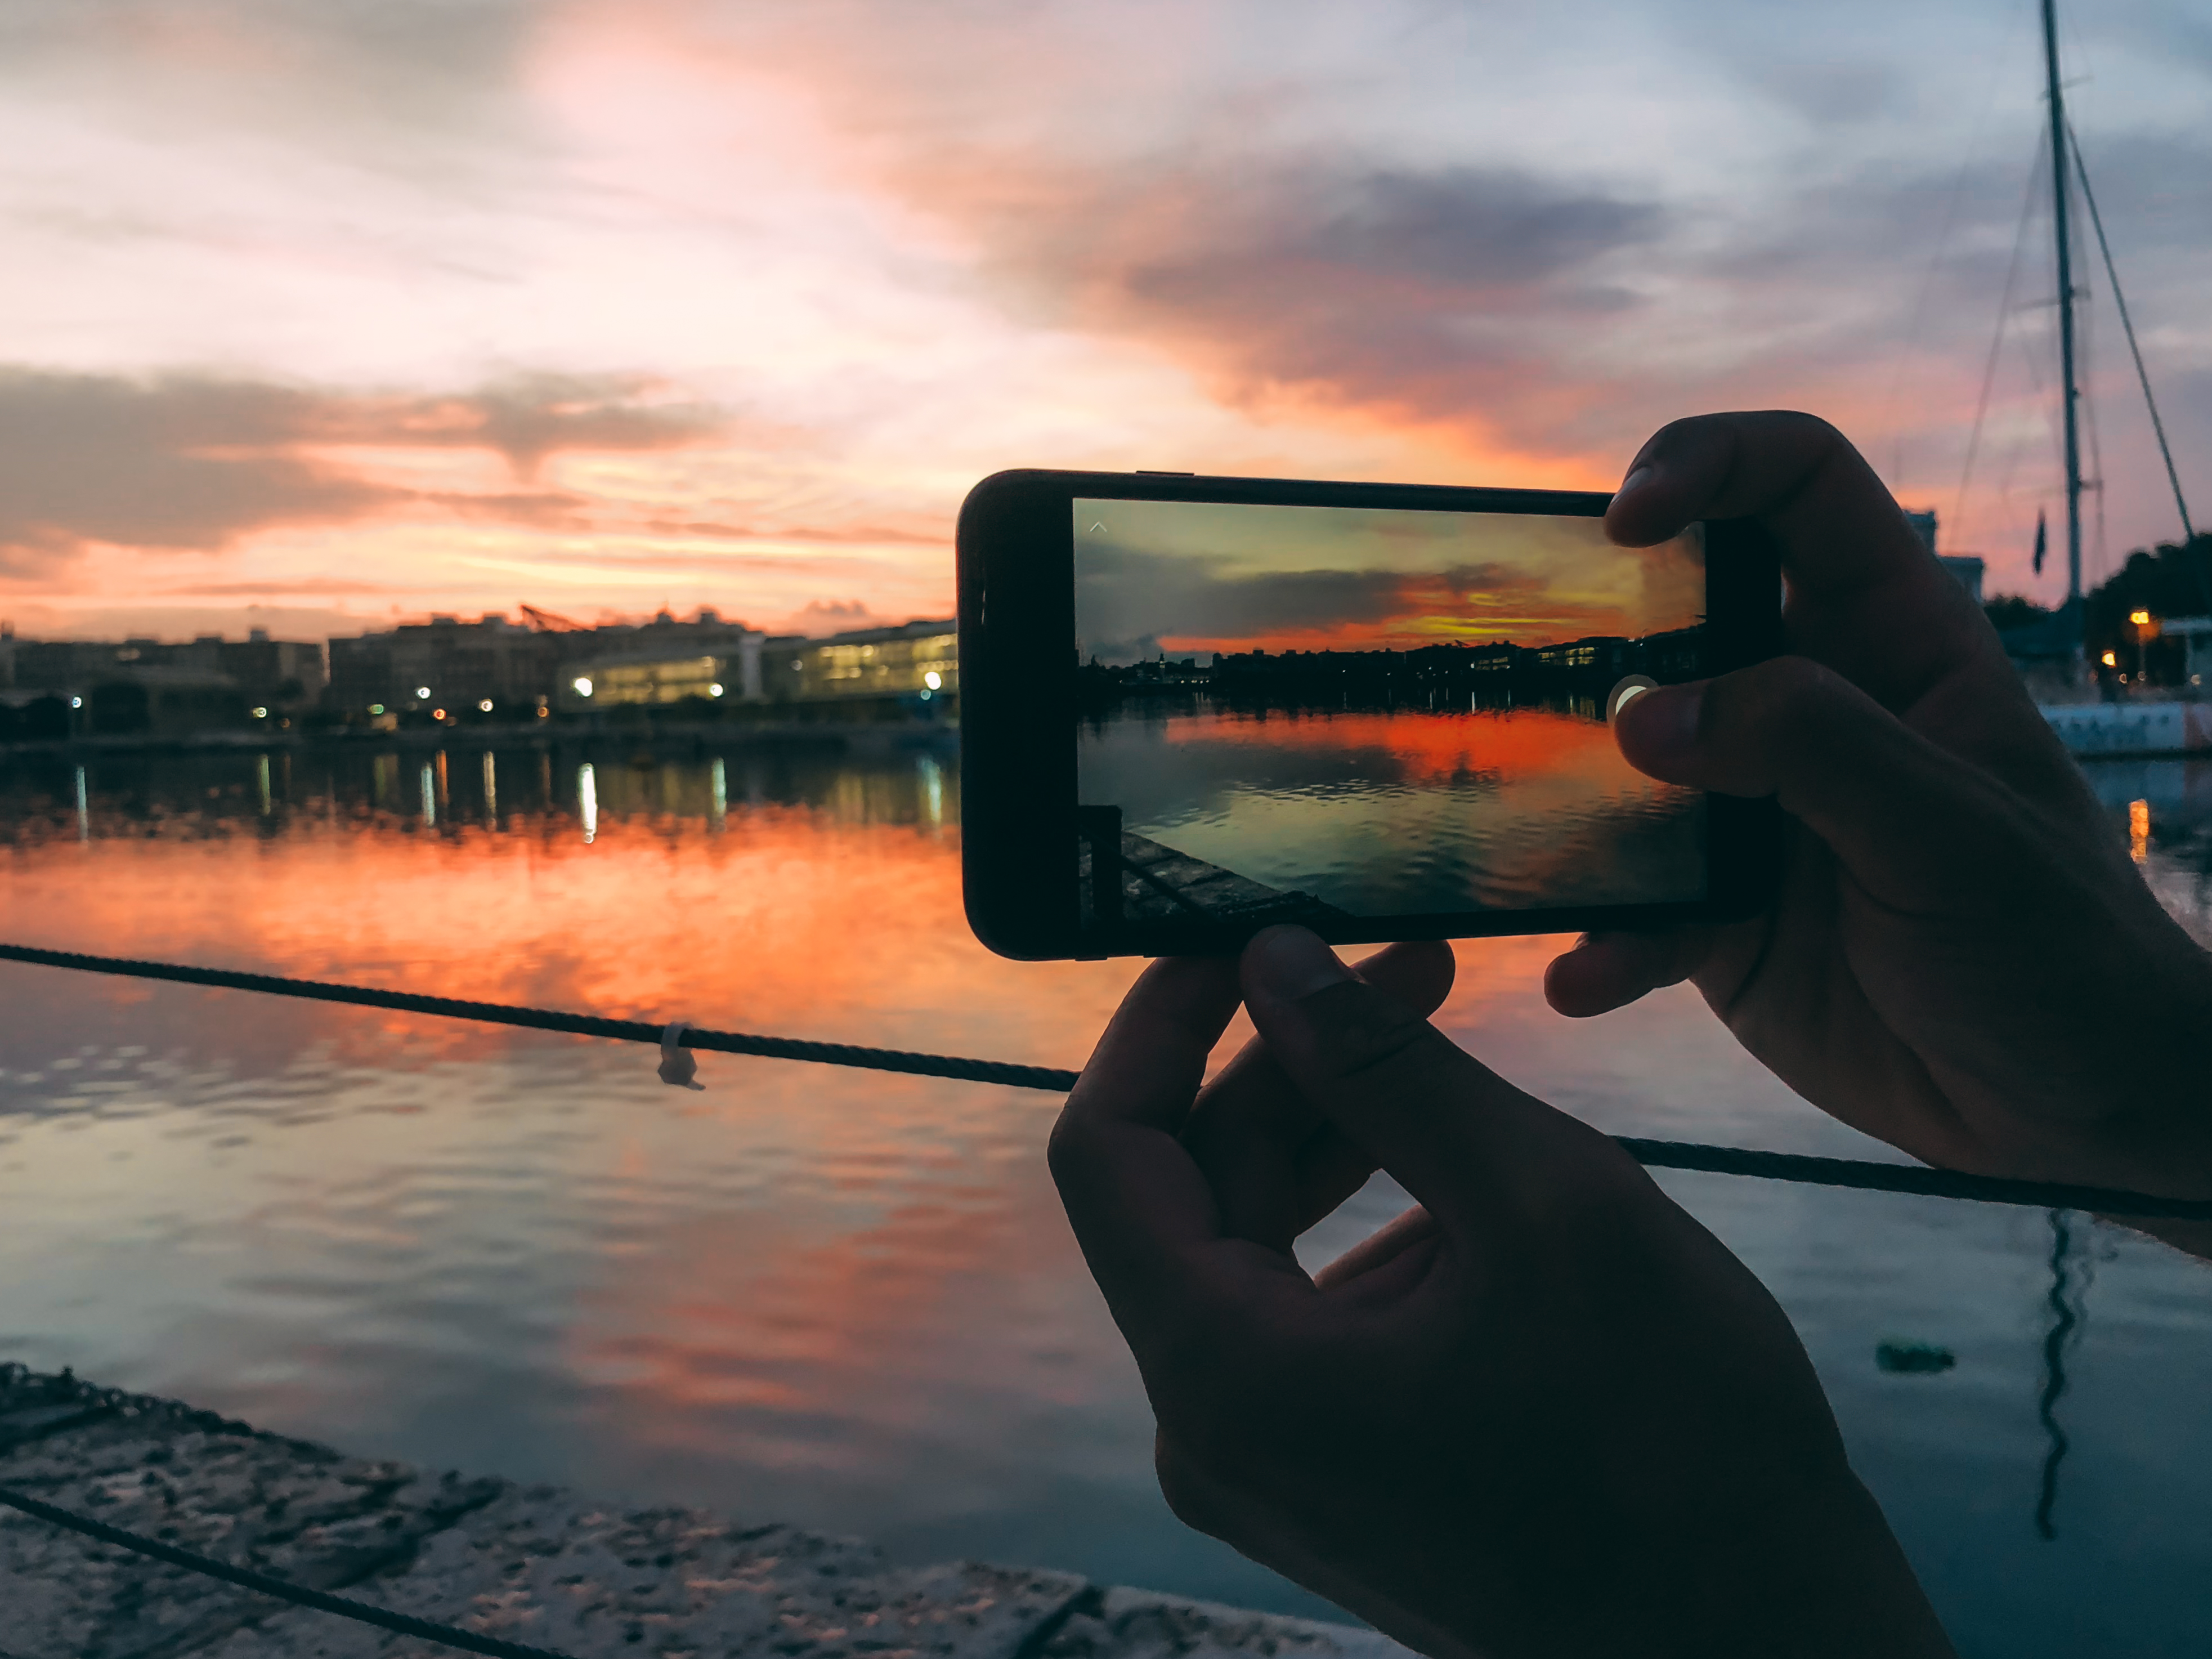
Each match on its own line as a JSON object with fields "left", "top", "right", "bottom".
{"left": 1071, "top": 498, "right": 1708, "bottom": 932}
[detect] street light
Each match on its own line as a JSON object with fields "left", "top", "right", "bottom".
{"left": 2129, "top": 610, "right": 2155, "bottom": 680}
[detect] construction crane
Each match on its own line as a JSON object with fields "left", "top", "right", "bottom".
{"left": 519, "top": 603, "right": 590, "bottom": 633}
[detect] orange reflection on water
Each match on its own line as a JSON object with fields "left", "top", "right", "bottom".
{"left": 1162, "top": 704, "right": 1632, "bottom": 788}
{"left": 0, "top": 803, "right": 1129, "bottom": 1071}
{"left": 0, "top": 753, "right": 1614, "bottom": 1540}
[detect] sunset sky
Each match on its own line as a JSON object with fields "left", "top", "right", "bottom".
{"left": 1074, "top": 500, "right": 1700, "bottom": 661}
{"left": 2, "top": 0, "right": 2206, "bottom": 643}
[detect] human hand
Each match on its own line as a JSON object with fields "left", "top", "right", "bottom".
{"left": 1051, "top": 927, "right": 1953, "bottom": 1659}
{"left": 1548, "top": 412, "right": 2212, "bottom": 1197}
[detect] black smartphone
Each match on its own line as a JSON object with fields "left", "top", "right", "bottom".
{"left": 956, "top": 469, "right": 1782, "bottom": 961}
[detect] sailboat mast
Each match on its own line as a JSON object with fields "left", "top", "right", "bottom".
{"left": 2042, "top": 0, "right": 2085, "bottom": 619}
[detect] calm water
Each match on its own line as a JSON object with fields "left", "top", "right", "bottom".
{"left": 2, "top": 737, "right": 2210, "bottom": 1655}
{"left": 1080, "top": 702, "right": 1704, "bottom": 911}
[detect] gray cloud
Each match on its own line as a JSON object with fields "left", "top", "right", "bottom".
{"left": 1076, "top": 543, "right": 1580, "bottom": 665}
{"left": 985, "top": 160, "right": 1663, "bottom": 420}
{"left": 0, "top": 1, "right": 548, "bottom": 159}
{"left": 0, "top": 369, "right": 727, "bottom": 574}
{"left": 1079, "top": 542, "right": 1405, "bottom": 658}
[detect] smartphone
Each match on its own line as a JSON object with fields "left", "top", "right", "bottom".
{"left": 956, "top": 469, "right": 1782, "bottom": 961}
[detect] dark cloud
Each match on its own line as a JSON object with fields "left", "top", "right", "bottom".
{"left": 0, "top": 369, "right": 727, "bottom": 574}
{"left": 979, "top": 159, "right": 1663, "bottom": 421}
{"left": 1076, "top": 542, "right": 1596, "bottom": 664}
{"left": 1077, "top": 542, "right": 1406, "bottom": 663}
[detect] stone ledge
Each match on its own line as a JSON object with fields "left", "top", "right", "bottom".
{"left": 0, "top": 1367, "right": 1411, "bottom": 1659}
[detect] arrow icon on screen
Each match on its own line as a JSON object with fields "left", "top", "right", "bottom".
{"left": 1089, "top": 522, "right": 1105, "bottom": 533}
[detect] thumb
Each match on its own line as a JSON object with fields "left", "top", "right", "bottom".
{"left": 1239, "top": 927, "right": 1629, "bottom": 1235}
{"left": 1615, "top": 655, "right": 2032, "bottom": 908}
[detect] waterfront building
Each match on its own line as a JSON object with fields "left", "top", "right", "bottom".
{"left": 762, "top": 620, "right": 958, "bottom": 708}
{"left": 1907, "top": 507, "right": 1988, "bottom": 603}
{"left": 334, "top": 609, "right": 771, "bottom": 723}
{"left": 556, "top": 631, "right": 766, "bottom": 713}
{"left": 328, "top": 614, "right": 567, "bottom": 721}
{"left": 0, "top": 626, "right": 320, "bottom": 736}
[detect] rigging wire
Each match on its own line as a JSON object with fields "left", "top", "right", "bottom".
{"left": 2066, "top": 118, "right": 2199, "bottom": 556}
{"left": 1879, "top": 2, "right": 2027, "bottom": 493}
{"left": 1953, "top": 140, "right": 2046, "bottom": 548}
{"left": 2079, "top": 250, "right": 2107, "bottom": 583}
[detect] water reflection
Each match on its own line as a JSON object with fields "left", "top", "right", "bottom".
{"left": 2035, "top": 1210, "right": 2083, "bottom": 1542}
{"left": 0, "top": 742, "right": 2206, "bottom": 1653}
{"left": 1080, "top": 704, "right": 1703, "bottom": 915}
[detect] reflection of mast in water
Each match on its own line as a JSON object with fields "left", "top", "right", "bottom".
{"left": 2034, "top": 1208, "right": 2086, "bottom": 1541}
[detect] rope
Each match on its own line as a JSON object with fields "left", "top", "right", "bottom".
{"left": 4, "top": 941, "right": 2210, "bottom": 1220}
{"left": 0, "top": 942, "right": 1075, "bottom": 1093}
{"left": 0, "top": 1483, "right": 580, "bottom": 1659}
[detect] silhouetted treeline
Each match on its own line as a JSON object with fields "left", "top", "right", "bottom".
{"left": 1986, "top": 533, "right": 2212, "bottom": 683}
{"left": 1080, "top": 625, "right": 1706, "bottom": 708}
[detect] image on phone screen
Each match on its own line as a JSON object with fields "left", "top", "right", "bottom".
{"left": 1071, "top": 499, "right": 1708, "bottom": 933}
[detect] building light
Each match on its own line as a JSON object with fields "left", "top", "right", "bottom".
{"left": 69, "top": 696, "right": 82, "bottom": 709}
{"left": 478, "top": 699, "right": 494, "bottom": 712}
{"left": 572, "top": 677, "right": 593, "bottom": 697}
{"left": 251, "top": 706, "right": 268, "bottom": 719}
{"left": 2129, "top": 610, "right": 2152, "bottom": 626}
{"left": 924, "top": 670, "right": 942, "bottom": 690}
{"left": 2101, "top": 651, "right": 2118, "bottom": 667}
{"left": 416, "top": 686, "right": 432, "bottom": 699}
{"left": 709, "top": 683, "right": 724, "bottom": 697}
{"left": 369, "top": 704, "right": 384, "bottom": 716}
{"left": 433, "top": 708, "right": 446, "bottom": 720}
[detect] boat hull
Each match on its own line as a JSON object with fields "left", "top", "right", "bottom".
{"left": 2041, "top": 701, "right": 2212, "bottom": 757}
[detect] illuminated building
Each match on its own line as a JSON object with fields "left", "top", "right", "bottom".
{"left": 762, "top": 621, "right": 959, "bottom": 707}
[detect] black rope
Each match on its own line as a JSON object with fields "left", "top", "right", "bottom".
{"left": 0, "top": 941, "right": 1076, "bottom": 1093}
{"left": 0, "top": 1483, "right": 580, "bottom": 1659}
{"left": 5, "top": 941, "right": 2211, "bottom": 1221}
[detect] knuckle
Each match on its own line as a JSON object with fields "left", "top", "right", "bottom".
{"left": 1305, "top": 985, "right": 1445, "bottom": 1088}
{"left": 1725, "top": 655, "right": 1843, "bottom": 738}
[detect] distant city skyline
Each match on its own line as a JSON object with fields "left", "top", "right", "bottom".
{"left": 2, "top": 1, "right": 2206, "bottom": 642}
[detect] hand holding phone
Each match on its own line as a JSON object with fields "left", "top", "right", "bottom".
{"left": 957, "top": 469, "right": 1782, "bottom": 959}
{"left": 1550, "top": 411, "right": 2212, "bottom": 1206}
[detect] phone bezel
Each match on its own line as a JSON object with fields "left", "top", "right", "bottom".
{"left": 957, "top": 468, "right": 1782, "bottom": 962}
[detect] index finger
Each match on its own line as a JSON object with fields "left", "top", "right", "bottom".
{"left": 1604, "top": 410, "right": 1989, "bottom": 708}
{"left": 1047, "top": 955, "right": 1244, "bottom": 1328}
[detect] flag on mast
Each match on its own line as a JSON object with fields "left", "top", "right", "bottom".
{"left": 2032, "top": 509, "right": 2048, "bottom": 576}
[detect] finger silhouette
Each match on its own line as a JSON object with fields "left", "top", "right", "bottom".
{"left": 1050, "top": 955, "right": 1245, "bottom": 1336}
{"left": 1605, "top": 410, "right": 1986, "bottom": 709}
{"left": 1239, "top": 927, "right": 1634, "bottom": 1238}
{"left": 1183, "top": 940, "right": 1455, "bottom": 1252}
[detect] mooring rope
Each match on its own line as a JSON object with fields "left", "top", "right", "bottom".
{"left": 0, "top": 1483, "right": 579, "bottom": 1659}
{"left": 5, "top": 940, "right": 2210, "bottom": 1220}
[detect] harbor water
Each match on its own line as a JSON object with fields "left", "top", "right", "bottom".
{"left": 1, "top": 737, "right": 2209, "bottom": 1654}
{"left": 1080, "top": 701, "right": 1704, "bottom": 913}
